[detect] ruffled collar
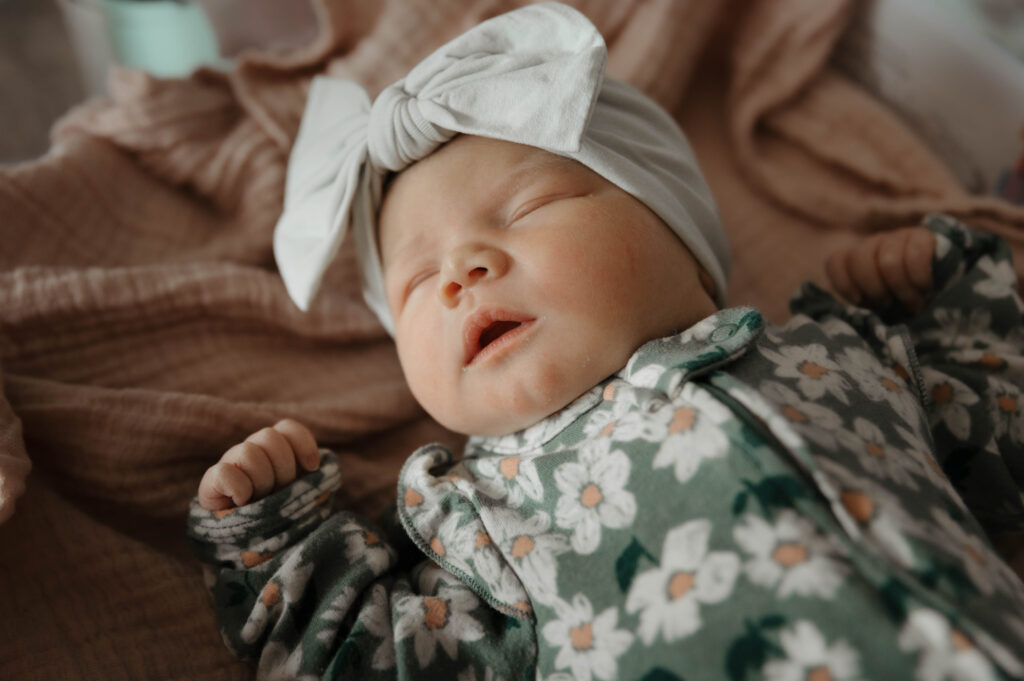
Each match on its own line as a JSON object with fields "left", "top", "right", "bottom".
{"left": 468, "top": 307, "right": 764, "bottom": 455}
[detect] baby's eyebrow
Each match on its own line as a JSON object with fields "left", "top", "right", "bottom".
{"left": 500, "top": 153, "right": 579, "bottom": 197}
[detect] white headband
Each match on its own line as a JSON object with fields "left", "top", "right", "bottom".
{"left": 273, "top": 1, "right": 729, "bottom": 335}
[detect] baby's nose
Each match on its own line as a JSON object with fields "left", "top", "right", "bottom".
{"left": 438, "top": 244, "right": 509, "bottom": 307}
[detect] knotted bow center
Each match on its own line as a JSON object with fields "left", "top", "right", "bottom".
{"left": 367, "top": 83, "right": 456, "bottom": 171}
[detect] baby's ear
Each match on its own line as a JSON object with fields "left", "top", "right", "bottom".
{"left": 698, "top": 267, "right": 716, "bottom": 301}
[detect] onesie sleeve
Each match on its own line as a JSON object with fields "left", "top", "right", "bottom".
{"left": 792, "top": 215, "right": 1024, "bottom": 545}
{"left": 903, "top": 216, "right": 1024, "bottom": 542}
{"left": 186, "top": 451, "right": 534, "bottom": 680}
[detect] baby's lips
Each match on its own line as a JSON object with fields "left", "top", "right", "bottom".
{"left": 462, "top": 307, "right": 535, "bottom": 365}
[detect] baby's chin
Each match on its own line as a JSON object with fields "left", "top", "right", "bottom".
{"left": 430, "top": 365, "right": 601, "bottom": 437}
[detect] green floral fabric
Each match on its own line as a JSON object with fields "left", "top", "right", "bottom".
{"left": 188, "top": 215, "right": 1024, "bottom": 680}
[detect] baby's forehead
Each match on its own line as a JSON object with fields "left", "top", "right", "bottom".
{"left": 377, "top": 137, "right": 591, "bottom": 258}
{"left": 392, "top": 136, "right": 581, "bottom": 194}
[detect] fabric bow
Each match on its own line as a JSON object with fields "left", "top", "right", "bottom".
{"left": 273, "top": 2, "right": 607, "bottom": 319}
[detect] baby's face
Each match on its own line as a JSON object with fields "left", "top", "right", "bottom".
{"left": 378, "top": 135, "right": 716, "bottom": 436}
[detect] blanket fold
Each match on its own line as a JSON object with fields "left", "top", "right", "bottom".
{"left": 0, "top": 362, "right": 29, "bottom": 525}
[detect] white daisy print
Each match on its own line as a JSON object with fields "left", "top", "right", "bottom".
{"left": 923, "top": 369, "right": 979, "bottom": 442}
{"left": 974, "top": 256, "right": 1018, "bottom": 302}
{"left": 837, "top": 346, "right": 920, "bottom": 426}
{"left": 989, "top": 381, "right": 1024, "bottom": 446}
{"left": 470, "top": 542, "right": 532, "bottom": 612}
{"left": 759, "top": 342, "right": 851, "bottom": 404}
{"left": 679, "top": 314, "right": 722, "bottom": 344}
{"left": 429, "top": 511, "right": 476, "bottom": 578}
{"left": 413, "top": 562, "right": 458, "bottom": 599}
{"left": 920, "top": 308, "right": 994, "bottom": 349}
{"left": 835, "top": 417, "right": 919, "bottom": 489}
{"left": 270, "top": 455, "right": 341, "bottom": 518}
{"left": 542, "top": 593, "right": 634, "bottom": 681}
{"left": 761, "top": 620, "right": 862, "bottom": 681}
{"left": 473, "top": 454, "right": 544, "bottom": 508}
{"left": 625, "top": 518, "right": 740, "bottom": 645}
{"left": 316, "top": 585, "right": 357, "bottom": 644}
{"left": 357, "top": 584, "right": 397, "bottom": 671}
{"left": 583, "top": 383, "right": 639, "bottom": 440}
{"left": 241, "top": 557, "right": 315, "bottom": 645}
{"left": 732, "top": 510, "right": 848, "bottom": 599}
{"left": 627, "top": 363, "right": 668, "bottom": 390}
{"left": 613, "top": 401, "right": 675, "bottom": 443}
{"left": 554, "top": 438, "right": 637, "bottom": 554}
{"left": 394, "top": 584, "right": 485, "bottom": 669}
{"left": 946, "top": 346, "right": 1014, "bottom": 372}
{"left": 343, "top": 523, "right": 395, "bottom": 574}
{"left": 933, "top": 230, "right": 953, "bottom": 259}
{"left": 585, "top": 382, "right": 674, "bottom": 443}
{"left": 482, "top": 508, "right": 569, "bottom": 605}
{"left": 444, "top": 519, "right": 530, "bottom": 610}
{"left": 759, "top": 381, "right": 844, "bottom": 451}
{"left": 898, "top": 608, "right": 997, "bottom": 681}
{"left": 258, "top": 642, "right": 319, "bottom": 681}
{"left": 651, "top": 384, "right": 732, "bottom": 484}
{"left": 930, "top": 508, "right": 1010, "bottom": 597}
{"left": 815, "top": 459, "right": 920, "bottom": 569}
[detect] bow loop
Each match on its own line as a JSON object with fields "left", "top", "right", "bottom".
{"left": 364, "top": 2, "right": 607, "bottom": 171}
{"left": 273, "top": 77, "right": 372, "bottom": 310}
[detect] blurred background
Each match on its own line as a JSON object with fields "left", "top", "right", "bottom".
{"left": 1, "top": 0, "right": 83, "bottom": 162}
{"left": 0, "top": 0, "right": 1022, "bottom": 199}
{"left": 0, "top": 0, "right": 318, "bottom": 163}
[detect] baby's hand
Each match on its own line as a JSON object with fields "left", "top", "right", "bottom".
{"left": 197, "top": 419, "right": 321, "bottom": 511}
{"left": 826, "top": 227, "right": 936, "bottom": 312}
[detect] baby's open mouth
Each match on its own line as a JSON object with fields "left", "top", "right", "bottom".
{"left": 463, "top": 309, "right": 535, "bottom": 366}
{"left": 478, "top": 321, "right": 522, "bottom": 349}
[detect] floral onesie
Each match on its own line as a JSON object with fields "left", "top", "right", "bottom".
{"left": 188, "top": 215, "right": 1024, "bottom": 681}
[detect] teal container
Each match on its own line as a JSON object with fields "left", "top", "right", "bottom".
{"left": 101, "top": 0, "right": 225, "bottom": 77}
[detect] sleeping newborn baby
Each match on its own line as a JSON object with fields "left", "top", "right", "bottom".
{"left": 188, "top": 4, "right": 1024, "bottom": 680}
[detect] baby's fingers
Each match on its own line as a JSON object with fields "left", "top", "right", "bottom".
{"left": 826, "top": 248, "right": 860, "bottom": 304}
{"left": 273, "top": 418, "right": 321, "bottom": 472}
{"left": 222, "top": 441, "right": 276, "bottom": 499}
{"left": 847, "top": 235, "right": 891, "bottom": 307}
{"left": 198, "top": 462, "right": 254, "bottom": 510}
{"left": 878, "top": 228, "right": 935, "bottom": 310}
{"left": 246, "top": 426, "right": 296, "bottom": 488}
{"left": 903, "top": 228, "right": 935, "bottom": 293}
{"left": 876, "top": 230, "right": 923, "bottom": 311}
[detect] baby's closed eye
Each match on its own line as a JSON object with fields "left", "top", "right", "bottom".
{"left": 507, "top": 192, "right": 581, "bottom": 224}
{"left": 406, "top": 269, "right": 439, "bottom": 296}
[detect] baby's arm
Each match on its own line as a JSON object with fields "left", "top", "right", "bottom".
{"left": 824, "top": 217, "right": 1024, "bottom": 574}
{"left": 189, "top": 424, "right": 532, "bottom": 679}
